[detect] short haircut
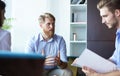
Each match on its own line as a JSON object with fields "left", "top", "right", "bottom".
{"left": 97, "top": 0, "right": 120, "bottom": 13}
{"left": 38, "top": 13, "right": 55, "bottom": 23}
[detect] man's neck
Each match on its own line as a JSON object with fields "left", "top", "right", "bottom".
{"left": 41, "top": 33, "right": 52, "bottom": 41}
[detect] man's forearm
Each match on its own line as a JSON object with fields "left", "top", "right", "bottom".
{"left": 58, "top": 60, "right": 68, "bottom": 69}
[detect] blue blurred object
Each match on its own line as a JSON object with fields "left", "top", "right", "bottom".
{"left": 0, "top": 51, "right": 45, "bottom": 59}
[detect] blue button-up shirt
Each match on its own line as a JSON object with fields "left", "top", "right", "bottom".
{"left": 25, "top": 33, "right": 68, "bottom": 69}
{"left": 110, "top": 28, "right": 120, "bottom": 68}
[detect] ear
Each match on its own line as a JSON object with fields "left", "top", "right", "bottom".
{"left": 39, "top": 22, "right": 43, "bottom": 28}
{"left": 39, "top": 24, "right": 42, "bottom": 27}
{"left": 115, "top": 9, "right": 120, "bottom": 16}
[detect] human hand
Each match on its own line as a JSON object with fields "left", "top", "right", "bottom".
{"left": 55, "top": 51, "right": 61, "bottom": 66}
{"left": 41, "top": 49, "right": 56, "bottom": 66}
{"left": 82, "top": 66, "right": 99, "bottom": 76}
{"left": 44, "top": 55, "right": 56, "bottom": 66}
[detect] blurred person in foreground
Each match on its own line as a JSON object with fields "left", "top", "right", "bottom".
{"left": 0, "top": 0, "right": 11, "bottom": 51}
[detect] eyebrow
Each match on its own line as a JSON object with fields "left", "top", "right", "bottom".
{"left": 102, "top": 14, "right": 108, "bottom": 17}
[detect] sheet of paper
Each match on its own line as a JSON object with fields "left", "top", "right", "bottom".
{"left": 71, "top": 48, "right": 118, "bottom": 73}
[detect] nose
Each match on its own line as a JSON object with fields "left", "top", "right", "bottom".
{"left": 50, "top": 24, "right": 54, "bottom": 29}
{"left": 49, "top": 24, "right": 52, "bottom": 29}
{"left": 102, "top": 18, "right": 105, "bottom": 24}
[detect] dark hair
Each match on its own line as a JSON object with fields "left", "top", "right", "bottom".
{"left": 0, "top": 0, "right": 6, "bottom": 27}
{"left": 97, "top": 0, "right": 120, "bottom": 13}
{"left": 0, "top": 0, "right": 6, "bottom": 10}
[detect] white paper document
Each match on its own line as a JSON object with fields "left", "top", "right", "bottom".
{"left": 71, "top": 48, "right": 118, "bottom": 73}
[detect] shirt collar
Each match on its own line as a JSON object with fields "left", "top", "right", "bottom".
{"left": 39, "top": 33, "right": 54, "bottom": 42}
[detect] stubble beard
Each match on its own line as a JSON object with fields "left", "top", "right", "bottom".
{"left": 41, "top": 29, "right": 54, "bottom": 40}
{"left": 107, "top": 17, "right": 118, "bottom": 29}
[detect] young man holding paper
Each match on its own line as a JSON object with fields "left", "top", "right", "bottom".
{"left": 82, "top": 0, "right": 120, "bottom": 76}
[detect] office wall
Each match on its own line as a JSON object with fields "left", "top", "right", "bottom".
{"left": 8, "top": 0, "right": 70, "bottom": 53}
{"left": 87, "top": 0, "right": 116, "bottom": 58}
{"left": 11, "top": 0, "right": 48, "bottom": 52}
